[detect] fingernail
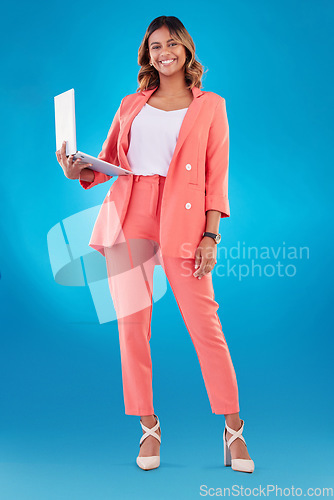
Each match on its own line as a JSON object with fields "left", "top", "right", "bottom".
{"left": 195, "top": 264, "right": 199, "bottom": 269}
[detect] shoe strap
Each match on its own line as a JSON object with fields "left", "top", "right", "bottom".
{"left": 225, "top": 419, "right": 246, "bottom": 448}
{"left": 139, "top": 414, "right": 161, "bottom": 446}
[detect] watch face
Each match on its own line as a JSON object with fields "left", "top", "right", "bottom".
{"left": 215, "top": 234, "right": 221, "bottom": 244}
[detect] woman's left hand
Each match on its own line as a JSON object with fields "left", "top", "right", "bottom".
{"left": 193, "top": 237, "right": 218, "bottom": 279}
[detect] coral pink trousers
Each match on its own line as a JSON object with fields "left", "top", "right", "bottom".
{"left": 104, "top": 174, "right": 240, "bottom": 416}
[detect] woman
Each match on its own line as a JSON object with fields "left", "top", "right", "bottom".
{"left": 56, "top": 15, "right": 254, "bottom": 473}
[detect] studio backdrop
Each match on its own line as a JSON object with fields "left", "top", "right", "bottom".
{"left": 1, "top": 1, "right": 333, "bottom": 499}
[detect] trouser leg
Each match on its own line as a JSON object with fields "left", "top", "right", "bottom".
{"left": 161, "top": 255, "right": 240, "bottom": 415}
{"left": 105, "top": 238, "right": 159, "bottom": 416}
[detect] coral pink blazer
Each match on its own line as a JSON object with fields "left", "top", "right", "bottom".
{"left": 80, "top": 85, "right": 230, "bottom": 259}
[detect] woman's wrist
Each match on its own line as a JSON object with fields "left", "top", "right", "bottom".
{"left": 79, "top": 168, "right": 95, "bottom": 182}
{"left": 205, "top": 209, "right": 221, "bottom": 233}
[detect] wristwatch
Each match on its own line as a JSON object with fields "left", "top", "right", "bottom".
{"left": 202, "top": 231, "right": 221, "bottom": 244}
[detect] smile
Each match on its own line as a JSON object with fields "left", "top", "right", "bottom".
{"left": 159, "top": 59, "right": 176, "bottom": 66}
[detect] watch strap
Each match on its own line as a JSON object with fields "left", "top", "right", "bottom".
{"left": 202, "top": 231, "right": 221, "bottom": 243}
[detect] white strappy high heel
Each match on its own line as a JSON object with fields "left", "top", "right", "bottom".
{"left": 136, "top": 414, "right": 161, "bottom": 470}
{"left": 223, "top": 419, "right": 255, "bottom": 473}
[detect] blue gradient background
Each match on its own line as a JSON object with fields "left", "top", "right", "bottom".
{"left": 1, "top": 0, "right": 333, "bottom": 498}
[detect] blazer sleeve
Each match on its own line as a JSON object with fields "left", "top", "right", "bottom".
{"left": 205, "top": 97, "right": 230, "bottom": 218}
{"left": 79, "top": 99, "right": 122, "bottom": 190}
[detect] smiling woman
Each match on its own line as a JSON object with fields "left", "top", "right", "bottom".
{"left": 65, "top": 14, "right": 255, "bottom": 475}
{"left": 137, "top": 16, "right": 205, "bottom": 100}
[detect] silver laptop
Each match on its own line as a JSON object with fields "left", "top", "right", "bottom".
{"left": 54, "top": 88, "right": 132, "bottom": 177}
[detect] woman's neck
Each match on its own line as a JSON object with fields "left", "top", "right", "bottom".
{"left": 155, "top": 75, "right": 190, "bottom": 98}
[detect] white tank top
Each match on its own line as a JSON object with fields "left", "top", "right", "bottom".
{"left": 126, "top": 103, "right": 188, "bottom": 177}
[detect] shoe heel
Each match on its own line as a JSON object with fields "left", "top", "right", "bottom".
{"left": 223, "top": 428, "right": 231, "bottom": 466}
{"left": 136, "top": 414, "right": 161, "bottom": 471}
{"left": 224, "top": 419, "right": 255, "bottom": 473}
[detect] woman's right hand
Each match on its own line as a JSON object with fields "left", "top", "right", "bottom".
{"left": 55, "top": 141, "right": 93, "bottom": 180}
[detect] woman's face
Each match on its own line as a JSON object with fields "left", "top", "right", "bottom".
{"left": 148, "top": 25, "right": 187, "bottom": 78}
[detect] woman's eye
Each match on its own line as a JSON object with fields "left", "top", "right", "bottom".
{"left": 152, "top": 43, "right": 177, "bottom": 49}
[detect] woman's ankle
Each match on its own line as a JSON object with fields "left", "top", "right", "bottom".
{"left": 140, "top": 414, "right": 157, "bottom": 426}
{"left": 224, "top": 413, "right": 242, "bottom": 431}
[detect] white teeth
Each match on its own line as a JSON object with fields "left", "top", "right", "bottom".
{"left": 160, "top": 59, "right": 175, "bottom": 65}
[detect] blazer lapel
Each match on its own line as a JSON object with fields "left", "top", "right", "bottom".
{"left": 119, "top": 85, "right": 205, "bottom": 172}
{"left": 168, "top": 86, "right": 204, "bottom": 170}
